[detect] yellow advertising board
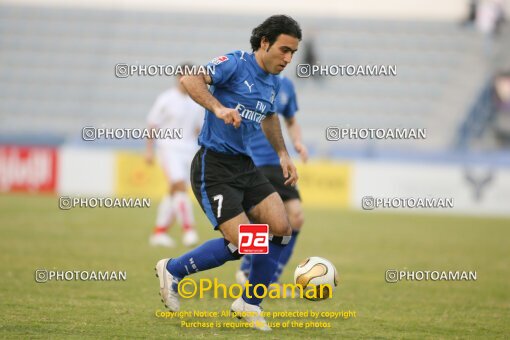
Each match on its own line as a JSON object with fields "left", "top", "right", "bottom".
{"left": 295, "top": 160, "right": 351, "bottom": 209}
{"left": 115, "top": 151, "right": 167, "bottom": 199}
{"left": 116, "top": 151, "right": 351, "bottom": 208}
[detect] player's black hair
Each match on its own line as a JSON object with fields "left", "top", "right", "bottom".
{"left": 250, "top": 15, "right": 302, "bottom": 52}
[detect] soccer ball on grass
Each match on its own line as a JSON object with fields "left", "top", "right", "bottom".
{"left": 294, "top": 256, "right": 339, "bottom": 301}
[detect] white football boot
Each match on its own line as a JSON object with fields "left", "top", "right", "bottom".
{"left": 182, "top": 230, "right": 199, "bottom": 247}
{"left": 235, "top": 270, "right": 248, "bottom": 286}
{"left": 231, "top": 297, "right": 271, "bottom": 331}
{"left": 155, "top": 258, "right": 180, "bottom": 311}
{"left": 149, "top": 233, "right": 175, "bottom": 248}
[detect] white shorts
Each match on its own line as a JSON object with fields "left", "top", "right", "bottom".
{"left": 157, "top": 145, "right": 196, "bottom": 183}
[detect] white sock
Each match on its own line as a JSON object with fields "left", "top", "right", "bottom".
{"left": 154, "top": 195, "right": 173, "bottom": 232}
{"left": 173, "top": 192, "right": 195, "bottom": 232}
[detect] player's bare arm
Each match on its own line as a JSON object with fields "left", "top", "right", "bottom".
{"left": 261, "top": 114, "right": 298, "bottom": 186}
{"left": 285, "top": 116, "right": 308, "bottom": 163}
{"left": 180, "top": 75, "right": 242, "bottom": 128}
{"left": 145, "top": 124, "right": 156, "bottom": 164}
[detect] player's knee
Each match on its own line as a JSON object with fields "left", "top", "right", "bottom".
{"left": 290, "top": 210, "right": 304, "bottom": 230}
{"left": 221, "top": 230, "right": 238, "bottom": 247}
{"left": 270, "top": 219, "right": 292, "bottom": 237}
{"left": 219, "top": 224, "right": 239, "bottom": 249}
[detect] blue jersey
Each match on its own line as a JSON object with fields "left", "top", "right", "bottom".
{"left": 198, "top": 50, "right": 280, "bottom": 155}
{"left": 249, "top": 76, "right": 298, "bottom": 167}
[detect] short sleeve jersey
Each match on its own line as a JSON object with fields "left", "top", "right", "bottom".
{"left": 198, "top": 50, "right": 281, "bottom": 155}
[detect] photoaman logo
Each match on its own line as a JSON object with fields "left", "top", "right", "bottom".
{"left": 238, "top": 224, "right": 268, "bottom": 254}
{"left": 177, "top": 278, "right": 333, "bottom": 300}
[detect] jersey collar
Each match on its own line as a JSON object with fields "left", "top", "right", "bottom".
{"left": 248, "top": 52, "right": 271, "bottom": 79}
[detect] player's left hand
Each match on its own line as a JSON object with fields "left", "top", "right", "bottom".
{"left": 280, "top": 153, "right": 298, "bottom": 186}
{"left": 145, "top": 151, "right": 154, "bottom": 165}
{"left": 294, "top": 142, "right": 308, "bottom": 163}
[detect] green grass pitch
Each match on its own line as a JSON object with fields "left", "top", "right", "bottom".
{"left": 1, "top": 194, "right": 509, "bottom": 339}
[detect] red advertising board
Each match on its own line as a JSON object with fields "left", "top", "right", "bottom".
{"left": 0, "top": 146, "right": 58, "bottom": 193}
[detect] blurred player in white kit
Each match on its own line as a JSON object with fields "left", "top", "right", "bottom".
{"left": 146, "top": 64, "right": 204, "bottom": 247}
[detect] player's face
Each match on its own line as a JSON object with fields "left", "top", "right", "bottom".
{"left": 262, "top": 34, "right": 299, "bottom": 74}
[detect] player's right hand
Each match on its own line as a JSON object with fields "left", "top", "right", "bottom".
{"left": 280, "top": 153, "right": 299, "bottom": 186}
{"left": 215, "top": 107, "right": 242, "bottom": 129}
{"left": 294, "top": 142, "right": 309, "bottom": 163}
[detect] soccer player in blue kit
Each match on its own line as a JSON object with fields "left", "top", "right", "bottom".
{"left": 155, "top": 15, "right": 302, "bottom": 331}
{"left": 236, "top": 75, "right": 308, "bottom": 294}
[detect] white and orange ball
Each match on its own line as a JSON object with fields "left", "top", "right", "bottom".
{"left": 294, "top": 256, "right": 339, "bottom": 301}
